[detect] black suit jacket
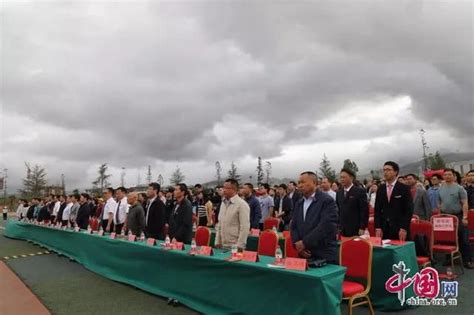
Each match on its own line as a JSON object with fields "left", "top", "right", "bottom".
{"left": 37, "top": 206, "right": 51, "bottom": 222}
{"left": 56, "top": 203, "right": 67, "bottom": 222}
{"left": 290, "top": 190, "right": 303, "bottom": 209}
{"left": 275, "top": 195, "right": 293, "bottom": 224}
{"left": 336, "top": 185, "right": 369, "bottom": 237}
{"left": 26, "top": 205, "right": 35, "bottom": 219}
{"left": 290, "top": 190, "right": 339, "bottom": 263}
{"left": 145, "top": 198, "right": 166, "bottom": 240}
{"left": 374, "top": 181, "right": 413, "bottom": 239}
{"left": 76, "top": 203, "right": 91, "bottom": 229}
{"left": 169, "top": 198, "right": 193, "bottom": 244}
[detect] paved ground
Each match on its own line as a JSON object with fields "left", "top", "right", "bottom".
{"left": 1, "top": 217, "right": 472, "bottom": 315}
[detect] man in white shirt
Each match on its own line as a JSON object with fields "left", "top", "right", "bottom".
{"left": 69, "top": 194, "right": 80, "bottom": 226}
{"left": 114, "top": 187, "right": 129, "bottom": 234}
{"left": 321, "top": 177, "right": 337, "bottom": 201}
{"left": 52, "top": 195, "right": 61, "bottom": 223}
{"left": 102, "top": 187, "right": 117, "bottom": 232}
{"left": 62, "top": 196, "right": 74, "bottom": 226}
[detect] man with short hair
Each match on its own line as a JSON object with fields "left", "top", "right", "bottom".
{"left": 69, "top": 194, "right": 80, "bottom": 226}
{"left": 242, "top": 183, "right": 261, "bottom": 229}
{"left": 336, "top": 168, "right": 369, "bottom": 237}
{"left": 258, "top": 183, "right": 274, "bottom": 230}
{"left": 62, "top": 196, "right": 74, "bottom": 226}
{"left": 374, "top": 161, "right": 413, "bottom": 241}
{"left": 274, "top": 184, "right": 293, "bottom": 231}
{"left": 114, "top": 187, "right": 129, "bottom": 234}
{"left": 145, "top": 183, "right": 166, "bottom": 240}
{"left": 438, "top": 168, "right": 473, "bottom": 269}
{"left": 465, "top": 170, "right": 474, "bottom": 210}
{"left": 102, "top": 188, "right": 117, "bottom": 232}
{"left": 215, "top": 179, "right": 250, "bottom": 249}
{"left": 169, "top": 183, "right": 193, "bottom": 243}
{"left": 126, "top": 192, "right": 146, "bottom": 236}
{"left": 55, "top": 196, "right": 67, "bottom": 224}
{"left": 287, "top": 181, "right": 302, "bottom": 209}
{"left": 51, "top": 195, "right": 61, "bottom": 223}
{"left": 291, "top": 172, "right": 339, "bottom": 263}
{"left": 321, "top": 177, "right": 337, "bottom": 201}
{"left": 405, "top": 174, "right": 432, "bottom": 220}
{"left": 427, "top": 174, "right": 442, "bottom": 210}
{"left": 76, "top": 193, "right": 91, "bottom": 229}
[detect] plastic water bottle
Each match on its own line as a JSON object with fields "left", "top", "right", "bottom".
{"left": 165, "top": 235, "right": 171, "bottom": 248}
{"left": 191, "top": 239, "right": 197, "bottom": 253}
{"left": 139, "top": 232, "right": 145, "bottom": 241}
{"left": 193, "top": 222, "right": 197, "bottom": 231}
{"left": 363, "top": 229, "right": 370, "bottom": 239}
{"left": 275, "top": 246, "right": 283, "bottom": 265}
{"left": 231, "top": 243, "right": 238, "bottom": 258}
{"left": 272, "top": 226, "right": 277, "bottom": 233}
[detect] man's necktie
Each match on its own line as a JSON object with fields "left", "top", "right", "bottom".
{"left": 116, "top": 201, "right": 121, "bottom": 223}
{"left": 387, "top": 184, "right": 393, "bottom": 202}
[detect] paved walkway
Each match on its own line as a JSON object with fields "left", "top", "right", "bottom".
{"left": 0, "top": 261, "right": 50, "bottom": 315}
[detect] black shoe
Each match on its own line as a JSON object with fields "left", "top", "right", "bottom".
{"left": 167, "top": 298, "right": 173, "bottom": 305}
{"left": 464, "top": 262, "right": 474, "bottom": 269}
{"left": 172, "top": 299, "right": 179, "bottom": 307}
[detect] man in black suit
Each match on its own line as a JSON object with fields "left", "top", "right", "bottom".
{"left": 169, "top": 183, "right": 193, "bottom": 244}
{"left": 76, "top": 193, "right": 91, "bottom": 229}
{"left": 287, "top": 181, "right": 302, "bottom": 209}
{"left": 37, "top": 198, "right": 51, "bottom": 222}
{"left": 290, "top": 172, "right": 339, "bottom": 263}
{"left": 275, "top": 184, "right": 293, "bottom": 231}
{"left": 26, "top": 198, "right": 38, "bottom": 220}
{"left": 145, "top": 182, "right": 166, "bottom": 240}
{"left": 336, "top": 168, "right": 369, "bottom": 237}
{"left": 375, "top": 161, "right": 413, "bottom": 241}
{"left": 55, "top": 195, "right": 67, "bottom": 224}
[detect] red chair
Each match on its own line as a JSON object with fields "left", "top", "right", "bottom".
{"left": 263, "top": 217, "right": 280, "bottom": 230}
{"left": 340, "top": 237, "right": 374, "bottom": 315}
{"left": 432, "top": 209, "right": 440, "bottom": 217}
{"left": 367, "top": 217, "right": 375, "bottom": 237}
{"left": 195, "top": 226, "right": 211, "bottom": 246}
{"left": 368, "top": 205, "right": 375, "bottom": 217}
{"left": 258, "top": 230, "right": 279, "bottom": 256}
{"left": 283, "top": 232, "right": 298, "bottom": 258}
{"left": 468, "top": 210, "right": 474, "bottom": 244}
{"left": 431, "top": 214, "right": 463, "bottom": 274}
{"left": 410, "top": 220, "right": 433, "bottom": 268}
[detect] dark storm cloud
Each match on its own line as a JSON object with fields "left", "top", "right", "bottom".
{"left": 1, "top": 0, "right": 472, "bottom": 190}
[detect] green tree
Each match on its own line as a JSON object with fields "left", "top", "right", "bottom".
{"left": 19, "top": 162, "right": 48, "bottom": 198}
{"left": 92, "top": 163, "right": 112, "bottom": 191}
{"left": 319, "top": 154, "right": 336, "bottom": 182}
{"left": 265, "top": 161, "right": 272, "bottom": 184}
{"left": 342, "top": 159, "right": 359, "bottom": 177}
{"left": 228, "top": 162, "right": 241, "bottom": 182}
{"left": 170, "top": 167, "right": 185, "bottom": 185}
{"left": 72, "top": 189, "right": 80, "bottom": 195}
{"left": 427, "top": 151, "right": 446, "bottom": 170}
{"left": 256, "top": 157, "right": 264, "bottom": 185}
{"left": 370, "top": 169, "right": 381, "bottom": 181}
{"left": 157, "top": 174, "right": 164, "bottom": 186}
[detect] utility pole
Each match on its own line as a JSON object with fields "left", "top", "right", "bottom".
{"left": 146, "top": 165, "right": 152, "bottom": 184}
{"left": 419, "top": 129, "right": 429, "bottom": 171}
{"left": 120, "top": 167, "right": 126, "bottom": 186}
{"left": 2, "top": 168, "right": 7, "bottom": 205}
{"left": 61, "top": 173, "right": 65, "bottom": 194}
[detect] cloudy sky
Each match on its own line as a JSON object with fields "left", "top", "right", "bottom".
{"left": 1, "top": 0, "right": 473, "bottom": 192}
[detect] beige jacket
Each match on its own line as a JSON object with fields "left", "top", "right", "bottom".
{"left": 215, "top": 195, "right": 250, "bottom": 248}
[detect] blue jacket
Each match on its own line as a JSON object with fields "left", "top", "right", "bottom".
{"left": 245, "top": 195, "right": 262, "bottom": 229}
{"left": 290, "top": 190, "right": 339, "bottom": 263}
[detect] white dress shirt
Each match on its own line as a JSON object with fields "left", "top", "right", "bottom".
{"left": 303, "top": 192, "right": 316, "bottom": 221}
{"left": 114, "top": 197, "right": 129, "bottom": 225}
{"left": 62, "top": 202, "right": 73, "bottom": 221}
{"left": 52, "top": 201, "right": 61, "bottom": 216}
{"left": 102, "top": 197, "right": 118, "bottom": 220}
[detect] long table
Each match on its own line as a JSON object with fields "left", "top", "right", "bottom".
{"left": 207, "top": 227, "right": 418, "bottom": 311}
{"left": 5, "top": 220, "right": 345, "bottom": 315}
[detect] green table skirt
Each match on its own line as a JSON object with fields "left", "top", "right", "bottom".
{"left": 5, "top": 220, "right": 346, "bottom": 315}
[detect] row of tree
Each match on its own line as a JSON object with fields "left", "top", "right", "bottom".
{"left": 18, "top": 152, "right": 447, "bottom": 197}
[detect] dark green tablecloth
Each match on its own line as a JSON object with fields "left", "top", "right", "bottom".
{"left": 5, "top": 220, "right": 345, "bottom": 315}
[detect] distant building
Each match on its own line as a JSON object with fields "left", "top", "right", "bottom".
{"left": 44, "top": 185, "right": 65, "bottom": 196}
{"left": 451, "top": 159, "right": 474, "bottom": 175}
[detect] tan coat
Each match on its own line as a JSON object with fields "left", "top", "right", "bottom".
{"left": 215, "top": 195, "right": 250, "bottom": 248}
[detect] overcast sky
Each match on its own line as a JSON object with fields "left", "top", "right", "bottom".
{"left": 1, "top": 0, "right": 473, "bottom": 192}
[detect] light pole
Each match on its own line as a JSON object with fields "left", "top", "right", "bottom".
{"left": 3, "top": 168, "right": 7, "bottom": 206}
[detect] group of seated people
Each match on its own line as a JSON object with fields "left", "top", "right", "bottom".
{"left": 16, "top": 162, "right": 474, "bottom": 268}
